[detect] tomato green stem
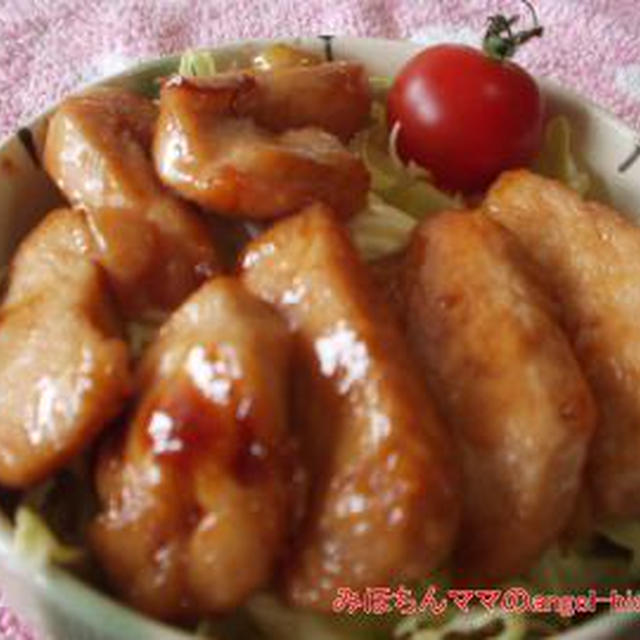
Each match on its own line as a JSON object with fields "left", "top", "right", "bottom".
{"left": 483, "top": 0, "right": 544, "bottom": 61}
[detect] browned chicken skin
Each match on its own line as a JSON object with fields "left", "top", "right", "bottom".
{"left": 485, "top": 170, "right": 640, "bottom": 520}
{"left": 153, "top": 63, "right": 371, "bottom": 220}
{"left": 86, "top": 201, "right": 217, "bottom": 318}
{"left": 241, "top": 204, "right": 460, "bottom": 610}
{"left": 44, "top": 87, "right": 221, "bottom": 318}
{"left": 91, "top": 277, "right": 294, "bottom": 620}
{"left": 44, "top": 88, "right": 158, "bottom": 211}
{"left": 401, "top": 211, "right": 596, "bottom": 583}
{"left": 0, "top": 209, "right": 130, "bottom": 487}
{"left": 230, "top": 62, "right": 372, "bottom": 143}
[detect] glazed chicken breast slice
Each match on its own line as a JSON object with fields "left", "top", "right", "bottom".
{"left": 228, "top": 61, "right": 371, "bottom": 143}
{"left": 86, "top": 200, "right": 218, "bottom": 318}
{"left": 44, "top": 87, "right": 221, "bottom": 318}
{"left": 241, "top": 203, "right": 459, "bottom": 610}
{"left": 484, "top": 169, "right": 640, "bottom": 520}
{"left": 91, "top": 277, "right": 294, "bottom": 620}
{"left": 153, "top": 64, "right": 370, "bottom": 220}
{"left": 0, "top": 208, "right": 130, "bottom": 487}
{"left": 401, "top": 211, "right": 596, "bottom": 583}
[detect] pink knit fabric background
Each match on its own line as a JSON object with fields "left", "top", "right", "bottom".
{"left": 0, "top": 0, "right": 640, "bottom": 638}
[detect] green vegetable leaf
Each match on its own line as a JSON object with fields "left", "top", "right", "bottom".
{"left": 533, "top": 115, "right": 591, "bottom": 196}
{"left": 350, "top": 102, "right": 461, "bottom": 221}
{"left": 384, "top": 180, "right": 463, "bottom": 219}
{"left": 349, "top": 193, "right": 417, "bottom": 261}
{"left": 128, "top": 58, "right": 179, "bottom": 98}
{"left": 179, "top": 49, "right": 218, "bottom": 78}
{"left": 394, "top": 607, "right": 528, "bottom": 640}
{"left": 246, "top": 594, "right": 355, "bottom": 640}
{"left": 13, "top": 506, "right": 84, "bottom": 567}
{"left": 369, "top": 76, "right": 393, "bottom": 100}
{"left": 349, "top": 99, "right": 461, "bottom": 261}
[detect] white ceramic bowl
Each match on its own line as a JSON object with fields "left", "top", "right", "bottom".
{"left": 0, "top": 36, "right": 639, "bottom": 640}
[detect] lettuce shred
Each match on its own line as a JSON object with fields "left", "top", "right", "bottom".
{"left": 196, "top": 594, "right": 358, "bottom": 640}
{"left": 533, "top": 115, "right": 591, "bottom": 196}
{"left": 11, "top": 455, "right": 95, "bottom": 570}
{"left": 196, "top": 594, "right": 394, "bottom": 640}
{"left": 349, "top": 194, "right": 418, "bottom": 261}
{"left": 348, "top": 101, "right": 462, "bottom": 260}
{"left": 132, "top": 58, "right": 179, "bottom": 98}
{"left": 369, "top": 76, "right": 393, "bottom": 100}
{"left": 349, "top": 102, "right": 462, "bottom": 218}
{"left": 247, "top": 594, "right": 354, "bottom": 640}
{"left": 395, "top": 607, "right": 528, "bottom": 640}
{"left": 178, "top": 49, "right": 217, "bottom": 78}
{"left": 13, "top": 506, "right": 84, "bottom": 567}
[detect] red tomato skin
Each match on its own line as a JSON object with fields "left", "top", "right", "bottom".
{"left": 387, "top": 45, "right": 544, "bottom": 193}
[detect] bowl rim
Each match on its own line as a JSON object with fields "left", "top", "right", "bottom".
{"left": 0, "top": 34, "right": 638, "bottom": 640}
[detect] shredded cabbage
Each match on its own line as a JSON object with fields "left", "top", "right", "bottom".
{"left": 179, "top": 49, "right": 217, "bottom": 78}
{"left": 133, "top": 58, "right": 180, "bottom": 98}
{"left": 350, "top": 102, "right": 462, "bottom": 218}
{"left": 383, "top": 180, "right": 462, "bottom": 219}
{"left": 10, "top": 453, "right": 96, "bottom": 574}
{"left": 349, "top": 194, "right": 418, "bottom": 261}
{"left": 13, "top": 506, "right": 84, "bottom": 567}
{"left": 395, "top": 607, "right": 528, "bottom": 640}
{"left": 369, "top": 76, "right": 393, "bottom": 100}
{"left": 246, "top": 594, "right": 355, "bottom": 640}
{"left": 533, "top": 115, "right": 591, "bottom": 196}
{"left": 348, "top": 101, "right": 462, "bottom": 260}
{"left": 194, "top": 596, "right": 352, "bottom": 639}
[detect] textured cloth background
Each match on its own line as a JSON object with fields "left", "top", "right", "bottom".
{"left": 0, "top": 0, "right": 640, "bottom": 638}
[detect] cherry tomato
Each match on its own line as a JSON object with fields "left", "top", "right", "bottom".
{"left": 387, "top": 44, "right": 544, "bottom": 193}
